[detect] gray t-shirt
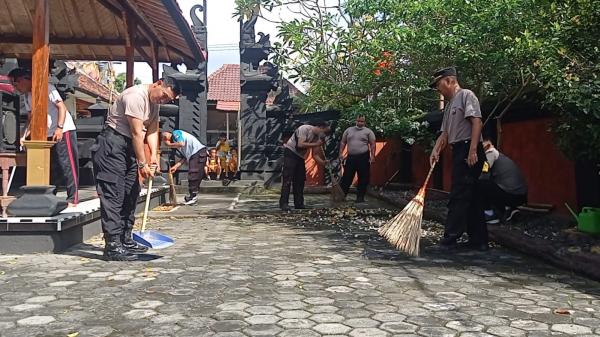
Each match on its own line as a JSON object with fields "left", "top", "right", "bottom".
{"left": 440, "top": 89, "right": 482, "bottom": 144}
{"left": 172, "top": 130, "right": 205, "bottom": 160}
{"left": 106, "top": 84, "right": 159, "bottom": 138}
{"left": 284, "top": 125, "right": 324, "bottom": 158}
{"left": 342, "top": 126, "right": 375, "bottom": 155}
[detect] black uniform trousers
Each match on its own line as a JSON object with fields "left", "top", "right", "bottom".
{"left": 187, "top": 147, "right": 208, "bottom": 194}
{"left": 91, "top": 127, "right": 139, "bottom": 237}
{"left": 50, "top": 130, "right": 79, "bottom": 203}
{"left": 279, "top": 148, "right": 306, "bottom": 208}
{"left": 340, "top": 151, "right": 370, "bottom": 200}
{"left": 445, "top": 141, "right": 488, "bottom": 244}
{"left": 478, "top": 179, "right": 527, "bottom": 213}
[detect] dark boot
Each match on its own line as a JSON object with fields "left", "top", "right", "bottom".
{"left": 121, "top": 228, "right": 149, "bottom": 253}
{"left": 103, "top": 235, "right": 139, "bottom": 261}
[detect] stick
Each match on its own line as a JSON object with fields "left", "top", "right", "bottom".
{"left": 141, "top": 176, "right": 153, "bottom": 233}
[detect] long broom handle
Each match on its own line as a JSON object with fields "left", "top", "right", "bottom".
{"left": 421, "top": 162, "right": 437, "bottom": 191}
{"left": 141, "top": 176, "right": 153, "bottom": 233}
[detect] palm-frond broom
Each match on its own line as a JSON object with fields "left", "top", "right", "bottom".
{"left": 378, "top": 163, "right": 436, "bottom": 256}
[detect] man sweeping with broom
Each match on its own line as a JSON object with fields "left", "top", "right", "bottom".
{"left": 429, "top": 67, "right": 488, "bottom": 251}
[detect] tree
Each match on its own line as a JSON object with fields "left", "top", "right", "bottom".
{"left": 113, "top": 73, "right": 142, "bottom": 93}
{"left": 235, "top": 0, "right": 599, "bottom": 161}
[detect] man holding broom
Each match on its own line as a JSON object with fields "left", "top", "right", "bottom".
{"left": 339, "top": 115, "right": 376, "bottom": 203}
{"left": 92, "top": 78, "right": 180, "bottom": 261}
{"left": 429, "top": 67, "right": 488, "bottom": 251}
{"left": 279, "top": 121, "right": 331, "bottom": 211}
{"left": 162, "top": 130, "right": 207, "bottom": 205}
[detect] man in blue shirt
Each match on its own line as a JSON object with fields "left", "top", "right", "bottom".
{"left": 162, "top": 130, "right": 207, "bottom": 205}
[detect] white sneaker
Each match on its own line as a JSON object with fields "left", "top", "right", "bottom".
{"left": 184, "top": 194, "right": 198, "bottom": 205}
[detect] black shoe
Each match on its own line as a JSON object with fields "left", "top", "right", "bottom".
{"left": 355, "top": 197, "right": 366, "bottom": 203}
{"left": 460, "top": 242, "right": 489, "bottom": 252}
{"left": 103, "top": 235, "right": 138, "bottom": 261}
{"left": 439, "top": 235, "right": 459, "bottom": 246}
{"left": 121, "top": 229, "right": 149, "bottom": 253}
{"left": 280, "top": 205, "right": 291, "bottom": 211}
{"left": 294, "top": 205, "right": 309, "bottom": 210}
{"left": 184, "top": 193, "right": 198, "bottom": 205}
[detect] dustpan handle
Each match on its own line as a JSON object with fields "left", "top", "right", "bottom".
{"left": 141, "top": 176, "right": 154, "bottom": 232}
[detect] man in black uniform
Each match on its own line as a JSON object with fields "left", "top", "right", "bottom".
{"left": 92, "top": 78, "right": 179, "bottom": 261}
{"left": 429, "top": 67, "right": 488, "bottom": 251}
{"left": 279, "top": 121, "right": 330, "bottom": 211}
{"left": 338, "top": 116, "right": 376, "bottom": 203}
{"left": 480, "top": 139, "right": 528, "bottom": 223}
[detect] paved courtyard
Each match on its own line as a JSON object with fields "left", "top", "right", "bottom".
{"left": 1, "top": 192, "right": 600, "bottom": 337}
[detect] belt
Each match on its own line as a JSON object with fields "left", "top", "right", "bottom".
{"left": 102, "top": 126, "right": 130, "bottom": 140}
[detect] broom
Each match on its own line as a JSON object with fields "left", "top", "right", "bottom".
{"left": 378, "top": 162, "right": 436, "bottom": 256}
{"left": 322, "top": 146, "right": 345, "bottom": 202}
{"left": 167, "top": 169, "right": 178, "bottom": 205}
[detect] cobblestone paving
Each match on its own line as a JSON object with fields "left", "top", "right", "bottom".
{"left": 1, "top": 193, "right": 600, "bottom": 337}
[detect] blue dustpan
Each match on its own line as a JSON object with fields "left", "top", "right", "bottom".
{"left": 133, "top": 175, "right": 174, "bottom": 249}
{"left": 133, "top": 230, "right": 174, "bottom": 249}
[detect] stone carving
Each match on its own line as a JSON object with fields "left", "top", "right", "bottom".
{"left": 239, "top": 7, "right": 291, "bottom": 181}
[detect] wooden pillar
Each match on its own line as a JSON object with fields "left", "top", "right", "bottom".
{"left": 124, "top": 13, "right": 136, "bottom": 88}
{"left": 24, "top": 0, "right": 53, "bottom": 186}
{"left": 151, "top": 42, "right": 159, "bottom": 82}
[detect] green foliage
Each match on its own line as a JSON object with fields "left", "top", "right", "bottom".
{"left": 114, "top": 73, "right": 142, "bottom": 93}
{"left": 235, "top": 0, "right": 599, "bottom": 162}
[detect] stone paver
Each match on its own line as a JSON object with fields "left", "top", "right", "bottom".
{"left": 0, "top": 193, "right": 599, "bottom": 336}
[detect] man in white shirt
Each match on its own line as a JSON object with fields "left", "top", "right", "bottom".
{"left": 9, "top": 68, "right": 79, "bottom": 206}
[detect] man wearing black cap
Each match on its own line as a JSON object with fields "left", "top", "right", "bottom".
{"left": 429, "top": 67, "right": 488, "bottom": 251}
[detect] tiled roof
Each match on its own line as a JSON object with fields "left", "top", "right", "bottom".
{"left": 208, "top": 64, "right": 240, "bottom": 103}
{"left": 208, "top": 64, "right": 304, "bottom": 112}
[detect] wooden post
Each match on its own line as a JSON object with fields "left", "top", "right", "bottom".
{"left": 30, "top": 0, "right": 49, "bottom": 142}
{"left": 151, "top": 41, "right": 159, "bottom": 82}
{"left": 24, "top": 0, "right": 54, "bottom": 186}
{"left": 124, "top": 13, "right": 136, "bottom": 88}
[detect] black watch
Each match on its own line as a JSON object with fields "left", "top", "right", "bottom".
{"left": 57, "top": 124, "right": 64, "bottom": 129}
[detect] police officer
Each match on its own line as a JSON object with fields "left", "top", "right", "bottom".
{"left": 92, "top": 78, "right": 179, "bottom": 261}
{"left": 338, "top": 115, "right": 376, "bottom": 203}
{"left": 429, "top": 67, "right": 488, "bottom": 251}
{"left": 279, "top": 121, "right": 331, "bottom": 211}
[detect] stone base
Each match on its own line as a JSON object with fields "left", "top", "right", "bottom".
{"left": 0, "top": 187, "right": 167, "bottom": 253}
{"left": 6, "top": 185, "right": 67, "bottom": 217}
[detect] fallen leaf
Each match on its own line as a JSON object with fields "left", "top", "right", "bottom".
{"left": 67, "top": 332, "right": 80, "bottom": 337}
{"left": 554, "top": 308, "right": 571, "bottom": 315}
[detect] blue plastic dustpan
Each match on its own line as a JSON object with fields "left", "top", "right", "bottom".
{"left": 133, "top": 230, "right": 174, "bottom": 249}
{"left": 133, "top": 175, "right": 174, "bottom": 250}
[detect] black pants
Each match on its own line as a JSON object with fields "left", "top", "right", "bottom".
{"left": 188, "top": 148, "right": 207, "bottom": 194}
{"left": 279, "top": 148, "right": 306, "bottom": 208}
{"left": 50, "top": 130, "right": 79, "bottom": 203}
{"left": 478, "top": 179, "right": 527, "bottom": 213}
{"left": 445, "top": 141, "right": 488, "bottom": 244}
{"left": 91, "top": 127, "right": 139, "bottom": 237}
{"left": 340, "top": 151, "right": 370, "bottom": 200}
